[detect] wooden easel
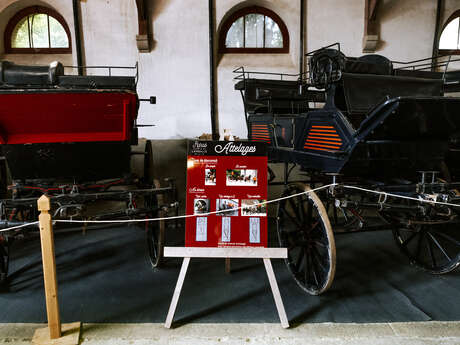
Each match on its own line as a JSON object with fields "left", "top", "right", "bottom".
{"left": 32, "top": 195, "right": 81, "bottom": 345}
{"left": 164, "top": 246, "right": 289, "bottom": 328}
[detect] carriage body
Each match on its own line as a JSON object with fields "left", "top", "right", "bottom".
{"left": 0, "top": 61, "right": 176, "bottom": 284}
{"left": 235, "top": 45, "right": 460, "bottom": 295}
{"left": 0, "top": 61, "right": 139, "bottom": 181}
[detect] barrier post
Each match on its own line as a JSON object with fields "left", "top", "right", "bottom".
{"left": 37, "top": 194, "right": 61, "bottom": 339}
{"left": 32, "top": 194, "right": 81, "bottom": 345}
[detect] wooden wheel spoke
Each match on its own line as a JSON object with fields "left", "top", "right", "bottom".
{"left": 415, "top": 231, "right": 424, "bottom": 260}
{"left": 401, "top": 231, "right": 418, "bottom": 248}
{"left": 294, "top": 249, "right": 304, "bottom": 271}
{"left": 434, "top": 231, "right": 460, "bottom": 247}
{"left": 310, "top": 256, "right": 320, "bottom": 287}
{"left": 312, "top": 239, "right": 328, "bottom": 249}
{"left": 288, "top": 198, "right": 302, "bottom": 222}
{"left": 305, "top": 199, "right": 313, "bottom": 226}
{"left": 309, "top": 221, "right": 320, "bottom": 233}
{"left": 427, "top": 236, "right": 437, "bottom": 268}
{"left": 311, "top": 245, "right": 328, "bottom": 273}
{"left": 304, "top": 248, "right": 310, "bottom": 284}
{"left": 427, "top": 232, "right": 452, "bottom": 261}
{"left": 280, "top": 206, "right": 302, "bottom": 228}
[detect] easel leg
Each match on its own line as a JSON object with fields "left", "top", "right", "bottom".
{"left": 225, "top": 258, "right": 231, "bottom": 274}
{"left": 263, "top": 258, "right": 289, "bottom": 328}
{"left": 165, "top": 257, "right": 190, "bottom": 328}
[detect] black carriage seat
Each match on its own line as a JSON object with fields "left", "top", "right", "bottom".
{"left": 0, "top": 60, "right": 136, "bottom": 90}
{"left": 345, "top": 54, "right": 393, "bottom": 75}
{"left": 335, "top": 73, "right": 443, "bottom": 129}
{"left": 235, "top": 78, "right": 325, "bottom": 115}
{"left": 0, "top": 61, "right": 64, "bottom": 86}
{"left": 58, "top": 75, "right": 136, "bottom": 90}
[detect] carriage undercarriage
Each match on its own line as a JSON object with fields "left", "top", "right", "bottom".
{"left": 275, "top": 164, "right": 460, "bottom": 295}
{"left": 0, "top": 144, "right": 179, "bottom": 286}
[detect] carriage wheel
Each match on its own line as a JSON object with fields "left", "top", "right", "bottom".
{"left": 0, "top": 237, "right": 10, "bottom": 285}
{"left": 146, "top": 179, "right": 165, "bottom": 268}
{"left": 381, "top": 201, "right": 460, "bottom": 274}
{"left": 392, "top": 222, "right": 460, "bottom": 274}
{"left": 277, "top": 183, "right": 336, "bottom": 295}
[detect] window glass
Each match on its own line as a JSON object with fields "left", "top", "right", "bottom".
{"left": 225, "top": 16, "right": 244, "bottom": 48}
{"left": 49, "top": 16, "right": 69, "bottom": 48}
{"left": 31, "top": 14, "right": 49, "bottom": 48}
{"left": 440, "top": 17, "right": 460, "bottom": 50}
{"left": 265, "top": 17, "right": 283, "bottom": 48}
{"left": 11, "top": 17, "right": 30, "bottom": 48}
{"left": 221, "top": 7, "right": 288, "bottom": 53}
{"left": 245, "top": 14, "right": 264, "bottom": 48}
{"left": 8, "top": 9, "right": 70, "bottom": 50}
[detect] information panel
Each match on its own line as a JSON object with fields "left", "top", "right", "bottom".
{"left": 185, "top": 140, "right": 268, "bottom": 247}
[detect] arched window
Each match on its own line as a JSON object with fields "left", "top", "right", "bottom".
{"left": 4, "top": 6, "right": 71, "bottom": 54}
{"left": 219, "top": 6, "right": 289, "bottom": 53}
{"left": 439, "top": 10, "right": 460, "bottom": 55}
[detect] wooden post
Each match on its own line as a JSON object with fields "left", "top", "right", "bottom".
{"left": 37, "top": 194, "right": 61, "bottom": 339}
{"left": 32, "top": 194, "right": 81, "bottom": 345}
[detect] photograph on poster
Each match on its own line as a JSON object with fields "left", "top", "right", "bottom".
{"left": 205, "top": 168, "right": 216, "bottom": 185}
{"left": 249, "top": 217, "right": 261, "bottom": 243}
{"left": 216, "top": 199, "right": 239, "bottom": 216}
{"left": 242, "top": 199, "right": 267, "bottom": 216}
{"left": 194, "top": 199, "right": 210, "bottom": 214}
{"left": 226, "top": 169, "right": 258, "bottom": 186}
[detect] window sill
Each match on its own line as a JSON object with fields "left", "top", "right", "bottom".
{"left": 218, "top": 53, "right": 295, "bottom": 68}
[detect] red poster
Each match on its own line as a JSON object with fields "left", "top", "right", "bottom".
{"left": 185, "top": 140, "right": 268, "bottom": 247}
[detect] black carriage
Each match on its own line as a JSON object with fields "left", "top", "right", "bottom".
{"left": 235, "top": 43, "right": 460, "bottom": 295}
{"left": 0, "top": 61, "right": 178, "bottom": 285}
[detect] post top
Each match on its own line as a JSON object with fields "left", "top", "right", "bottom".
{"left": 37, "top": 194, "right": 51, "bottom": 211}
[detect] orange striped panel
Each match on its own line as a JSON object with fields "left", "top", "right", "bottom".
{"left": 251, "top": 123, "right": 271, "bottom": 143}
{"left": 304, "top": 145, "right": 335, "bottom": 152}
{"left": 304, "top": 142, "right": 341, "bottom": 149}
{"left": 306, "top": 139, "right": 341, "bottom": 147}
{"left": 308, "top": 134, "right": 342, "bottom": 143}
{"left": 304, "top": 124, "right": 342, "bottom": 152}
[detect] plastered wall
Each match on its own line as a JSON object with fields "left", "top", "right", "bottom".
{"left": 0, "top": 0, "right": 459, "bottom": 139}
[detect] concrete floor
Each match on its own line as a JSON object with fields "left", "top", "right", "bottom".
{"left": 1, "top": 321, "right": 460, "bottom": 344}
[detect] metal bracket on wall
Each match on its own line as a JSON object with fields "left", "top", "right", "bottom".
{"left": 363, "top": 0, "right": 381, "bottom": 53}
{"left": 136, "top": 0, "right": 150, "bottom": 53}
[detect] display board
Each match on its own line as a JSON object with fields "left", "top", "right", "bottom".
{"left": 185, "top": 140, "right": 267, "bottom": 247}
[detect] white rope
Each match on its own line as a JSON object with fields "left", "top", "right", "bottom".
{"left": 0, "top": 221, "right": 39, "bottom": 233}
{"left": 1, "top": 182, "right": 459, "bottom": 233}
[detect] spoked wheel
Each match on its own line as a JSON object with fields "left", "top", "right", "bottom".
{"left": 392, "top": 222, "right": 460, "bottom": 274}
{"left": 277, "top": 183, "right": 336, "bottom": 295}
{"left": 146, "top": 179, "right": 165, "bottom": 268}
{"left": 0, "top": 236, "right": 10, "bottom": 286}
{"left": 381, "top": 201, "right": 460, "bottom": 274}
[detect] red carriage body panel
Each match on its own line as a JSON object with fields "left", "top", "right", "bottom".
{"left": 0, "top": 91, "right": 137, "bottom": 145}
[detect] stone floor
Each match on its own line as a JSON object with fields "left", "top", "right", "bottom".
{"left": 1, "top": 321, "right": 460, "bottom": 345}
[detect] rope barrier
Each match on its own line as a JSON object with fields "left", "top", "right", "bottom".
{"left": 0, "top": 221, "right": 39, "bottom": 233}
{"left": 1, "top": 182, "right": 460, "bottom": 233}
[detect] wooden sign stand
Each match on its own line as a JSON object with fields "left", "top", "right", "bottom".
{"left": 164, "top": 246, "right": 289, "bottom": 329}
{"left": 32, "top": 195, "right": 81, "bottom": 345}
